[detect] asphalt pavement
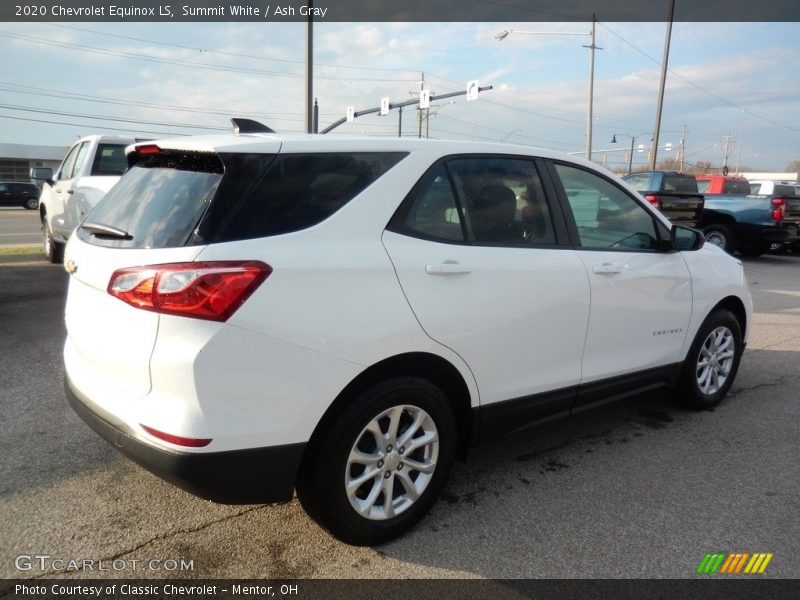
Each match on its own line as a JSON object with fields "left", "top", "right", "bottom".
{"left": 0, "top": 207, "right": 41, "bottom": 247}
{"left": 0, "top": 255, "right": 798, "bottom": 580}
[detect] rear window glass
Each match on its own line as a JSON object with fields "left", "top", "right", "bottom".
{"left": 774, "top": 184, "right": 796, "bottom": 197}
{"left": 78, "top": 152, "right": 223, "bottom": 249}
{"left": 723, "top": 180, "right": 751, "bottom": 195}
{"left": 662, "top": 175, "right": 698, "bottom": 193}
{"left": 91, "top": 144, "right": 129, "bottom": 176}
{"left": 78, "top": 151, "right": 406, "bottom": 249}
{"left": 696, "top": 179, "right": 709, "bottom": 193}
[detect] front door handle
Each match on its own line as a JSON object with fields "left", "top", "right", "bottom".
{"left": 592, "top": 263, "right": 626, "bottom": 275}
{"left": 425, "top": 262, "right": 472, "bottom": 276}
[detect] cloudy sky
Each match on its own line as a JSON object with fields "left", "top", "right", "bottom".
{"left": 1, "top": 21, "right": 798, "bottom": 171}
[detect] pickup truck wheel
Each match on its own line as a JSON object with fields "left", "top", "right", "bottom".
{"left": 296, "top": 377, "right": 456, "bottom": 546}
{"left": 702, "top": 225, "right": 735, "bottom": 254}
{"left": 675, "top": 309, "right": 743, "bottom": 409}
{"left": 24, "top": 197, "right": 38, "bottom": 210}
{"left": 43, "top": 223, "right": 64, "bottom": 263}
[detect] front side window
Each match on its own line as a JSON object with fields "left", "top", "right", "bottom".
{"left": 57, "top": 144, "right": 81, "bottom": 181}
{"left": 555, "top": 163, "right": 659, "bottom": 251}
{"left": 71, "top": 142, "right": 90, "bottom": 179}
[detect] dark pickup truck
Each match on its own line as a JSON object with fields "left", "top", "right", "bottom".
{"left": 697, "top": 182, "right": 800, "bottom": 257}
{"left": 622, "top": 171, "right": 705, "bottom": 228}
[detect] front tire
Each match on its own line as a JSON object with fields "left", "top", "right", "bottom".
{"left": 297, "top": 377, "right": 456, "bottom": 546}
{"left": 43, "top": 222, "right": 64, "bottom": 263}
{"left": 675, "top": 309, "right": 743, "bottom": 409}
{"left": 24, "top": 197, "right": 38, "bottom": 210}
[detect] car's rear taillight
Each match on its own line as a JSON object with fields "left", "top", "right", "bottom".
{"left": 644, "top": 194, "right": 661, "bottom": 209}
{"left": 771, "top": 197, "right": 785, "bottom": 222}
{"left": 108, "top": 261, "right": 271, "bottom": 321}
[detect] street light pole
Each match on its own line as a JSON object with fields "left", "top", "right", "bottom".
{"left": 496, "top": 25, "right": 599, "bottom": 160}
{"left": 612, "top": 132, "right": 650, "bottom": 175}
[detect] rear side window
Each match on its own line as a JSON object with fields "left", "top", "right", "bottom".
{"left": 205, "top": 152, "right": 406, "bottom": 243}
{"left": 696, "top": 179, "right": 710, "bottom": 193}
{"left": 91, "top": 144, "right": 129, "bottom": 176}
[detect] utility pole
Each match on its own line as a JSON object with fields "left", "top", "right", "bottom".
{"left": 721, "top": 131, "right": 734, "bottom": 175}
{"left": 735, "top": 108, "right": 746, "bottom": 173}
{"left": 678, "top": 125, "right": 686, "bottom": 172}
{"left": 583, "top": 15, "right": 600, "bottom": 161}
{"left": 650, "top": 0, "right": 675, "bottom": 169}
{"left": 304, "top": 2, "right": 313, "bottom": 133}
{"left": 418, "top": 72, "right": 425, "bottom": 139}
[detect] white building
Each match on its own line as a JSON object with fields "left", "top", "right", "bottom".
{"left": 0, "top": 142, "right": 66, "bottom": 181}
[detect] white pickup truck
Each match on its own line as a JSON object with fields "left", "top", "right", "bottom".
{"left": 32, "top": 134, "right": 140, "bottom": 262}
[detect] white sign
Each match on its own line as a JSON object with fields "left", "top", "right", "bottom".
{"left": 419, "top": 90, "right": 430, "bottom": 110}
{"left": 380, "top": 97, "right": 390, "bottom": 116}
{"left": 466, "top": 80, "right": 479, "bottom": 102}
{"left": 637, "top": 143, "right": 645, "bottom": 153}
{"left": 346, "top": 106, "right": 355, "bottom": 123}
{"left": 665, "top": 142, "right": 673, "bottom": 151}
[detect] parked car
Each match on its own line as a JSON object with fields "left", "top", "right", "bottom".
{"left": 695, "top": 175, "right": 751, "bottom": 195}
{"left": 694, "top": 177, "right": 800, "bottom": 256}
{"left": 64, "top": 130, "right": 751, "bottom": 545}
{"left": 0, "top": 181, "right": 41, "bottom": 210}
{"left": 621, "top": 171, "right": 705, "bottom": 228}
{"left": 31, "top": 134, "right": 142, "bottom": 263}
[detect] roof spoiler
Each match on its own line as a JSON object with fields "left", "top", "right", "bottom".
{"left": 231, "top": 118, "right": 275, "bottom": 135}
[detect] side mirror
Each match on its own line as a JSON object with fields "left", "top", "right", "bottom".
{"left": 672, "top": 225, "right": 705, "bottom": 251}
{"left": 30, "top": 167, "right": 53, "bottom": 186}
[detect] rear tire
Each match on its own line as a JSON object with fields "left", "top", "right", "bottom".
{"left": 43, "top": 222, "right": 64, "bottom": 263}
{"left": 702, "top": 224, "right": 736, "bottom": 254}
{"left": 24, "top": 197, "right": 38, "bottom": 210}
{"left": 296, "top": 377, "right": 456, "bottom": 546}
{"left": 674, "top": 309, "right": 743, "bottom": 409}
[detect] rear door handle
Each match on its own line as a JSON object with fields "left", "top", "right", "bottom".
{"left": 425, "top": 262, "right": 472, "bottom": 276}
{"left": 592, "top": 263, "right": 626, "bottom": 275}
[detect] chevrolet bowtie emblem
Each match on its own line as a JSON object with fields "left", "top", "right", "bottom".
{"left": 65, "top": 259, "right": 78, "bottom": 275}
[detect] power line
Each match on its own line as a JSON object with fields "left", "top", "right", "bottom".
{"left": 0, "top": 113, "right": 189, "bottom": 137}
{"left": 0, "top": 30, "right": 419, "bottom": 83}
{"left": 0, "top": 81, "right": 311, "bottom": 121}
{"left": 47, "top": 23, "right": 422, "bottom": 74}
{"left": 0, "top": 102, "right": 228, "bottom": 131}
{"left": 599, "top": 23, "right": 800, "bottom": 133}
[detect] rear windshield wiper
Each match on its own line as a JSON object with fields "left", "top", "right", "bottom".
{"left": 81, "top": 222, "right": 133, "bottom": 240}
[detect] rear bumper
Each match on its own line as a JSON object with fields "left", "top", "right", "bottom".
{"left": 65, "top": 375, "right": 305, "bottom": 504}
{"left": 760, "top": 224, "right": 800, "bottom": 242}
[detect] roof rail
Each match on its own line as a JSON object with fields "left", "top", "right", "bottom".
{"left": 231, "top": 118, "right": 275, "bottom": 135}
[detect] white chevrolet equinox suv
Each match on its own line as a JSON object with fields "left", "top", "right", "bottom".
{"left": 64, "top": 129, "right": 752, "bottom": 545}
